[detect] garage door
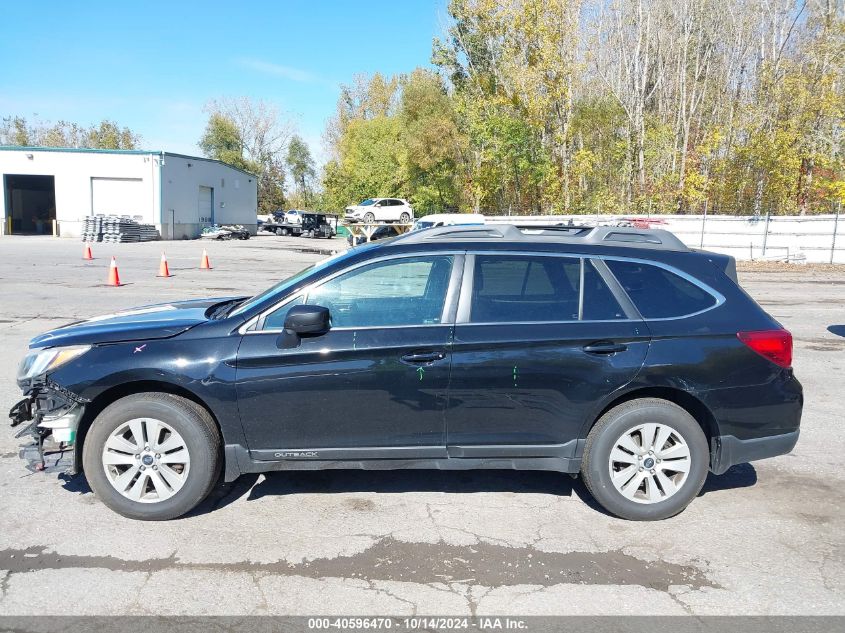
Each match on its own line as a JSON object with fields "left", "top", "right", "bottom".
{"left": 91, "top": 178, "right": 145, "bottom": 218}
{"left": 198, "top": 186, "right": 213, "bottom": 225}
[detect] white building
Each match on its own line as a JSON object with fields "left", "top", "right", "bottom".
{"left": 0, "top": 146, "right": 258, "bottom": 239}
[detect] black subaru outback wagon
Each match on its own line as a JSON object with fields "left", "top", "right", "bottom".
{"left": 11, "top": 224, "right": 802, "bottom": 521}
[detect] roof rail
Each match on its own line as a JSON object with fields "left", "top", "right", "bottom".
{"left": 395, "top": 223, "right": 688, "bottom": 251}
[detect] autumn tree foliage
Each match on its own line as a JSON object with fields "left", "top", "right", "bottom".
{"left": 324, "top": 0, "right": 844, "bottom": 215}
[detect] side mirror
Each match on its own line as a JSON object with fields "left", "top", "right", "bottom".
{"left": 277, "top": 305, "right": 330, "bottom": 349}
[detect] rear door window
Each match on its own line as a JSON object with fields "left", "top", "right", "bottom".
{"left": 605, "top": 260, "right": 716, "bottom": 318}
{"left": 471, "top": 255, "right": 581, "bottom": 322}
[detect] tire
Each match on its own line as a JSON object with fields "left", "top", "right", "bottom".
{"left": 82, "top": 393, "right": 221, "bottom": 521}
{"left": 399, "top": 212, "right": 411, "bottom": 223}
{"left": 580, "top": 398, "right": 709, "bottom": 521}
{"left": 275, "top": 228, "right": 285, "bottom": 236}
{"left": 363, "top": 212, "right": 375, "bottom": 224}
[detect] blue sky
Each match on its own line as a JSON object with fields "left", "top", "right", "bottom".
{"left": 0, "top": 1, "right": 447, "bottom": 162}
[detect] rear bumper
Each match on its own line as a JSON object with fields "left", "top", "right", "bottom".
{"left": 710, "top": 430, "right": 800, "bottom": 475}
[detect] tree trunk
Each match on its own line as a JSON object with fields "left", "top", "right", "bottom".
{"left": 753, "top": 173, "right": 765, "bottom": 217}
{"left": 797, "top": 157, "right": 814, "bottom": 216}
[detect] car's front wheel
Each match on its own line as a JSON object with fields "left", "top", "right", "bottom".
{"left": 581, "top": 398, "right": 708, "bottom": 520}
{"left": 82, "top": 393, "right": 221, "bottom": 520}
{"left": 363, "top": 212, "right": 375, "bottom": 223}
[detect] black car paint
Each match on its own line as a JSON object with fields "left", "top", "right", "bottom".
{"left": 14, "top": 237, "right": 802, "bottom": 481}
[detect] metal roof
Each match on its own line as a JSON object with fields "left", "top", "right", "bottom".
{"left": 0, "top": 146, "right": 258, "bottom": 179}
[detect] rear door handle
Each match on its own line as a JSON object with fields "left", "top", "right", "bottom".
{"left": 582, "top": 341, "right": 628, "bottom": 355}
{"left": 401, "top": 351, "right": 447, "bottom": 365}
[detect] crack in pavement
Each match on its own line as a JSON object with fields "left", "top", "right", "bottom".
{"left": 0, "top": 539, "right": 718, "bottom": 593}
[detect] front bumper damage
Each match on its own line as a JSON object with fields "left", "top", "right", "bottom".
{"left": 9, "top": 378, "right": 88, "bottom": 474}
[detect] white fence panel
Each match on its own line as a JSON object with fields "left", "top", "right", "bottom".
{"left": 485, "top": 213, "right": 844, "bottom": 263}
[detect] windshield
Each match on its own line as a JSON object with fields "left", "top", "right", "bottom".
{"left": 412, "top": 220, "right": 439, "bottom": 231}
{"left": 229, "top": 249, "right": 354, "bottom": 317}
{"left": 359, "top": 199, "right": 376, "bottom": 206}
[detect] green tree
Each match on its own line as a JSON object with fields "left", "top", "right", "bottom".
{"left": 198, "top": 113, "right": 253, "bottom": 172}
{"left": 0, "top": 116, "right": 32, "bottom": 145}
{"left": 322, "top": 74, "right": 406, "bottom": 210}
{"left": 199, "top": 99, "right": 293, "bottom": 213}
{"left": 84, "top": 120, "right": 140, "bottom": 149}
{"left": 399, "top": 69, "right": 463, "bottom": 213}
{"left": 322, "top": 70, "right": 468, "bottom": 214}
{"left": 285, "top": 135, "right": 316, "bottom": 207}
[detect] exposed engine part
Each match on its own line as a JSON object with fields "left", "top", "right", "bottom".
{"left": 9, "top": 378, "right": 86, "bottom": 475}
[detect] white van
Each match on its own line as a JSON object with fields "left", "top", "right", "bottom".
{"left": 411, "top": 213, "right": 485, "bottom": 231}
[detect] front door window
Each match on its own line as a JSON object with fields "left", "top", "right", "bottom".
{"left": 307, "top": 256, "right": 454, "bottom": 328}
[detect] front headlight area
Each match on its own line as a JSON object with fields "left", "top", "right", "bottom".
{"left": 17, "top": 345, "right": 91, "bottom": 383}
{"left": 15, "top": 345, "right": 91, "bottom": 445}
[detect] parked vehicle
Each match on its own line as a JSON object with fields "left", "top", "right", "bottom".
{"left": 283, "top": 210, "right": 303, "bottom": 225}
{"left": 301, "top": 213, "right": 334, "bottom": 239}
{"left": 617, "top": 217, "right": 670, "bottom": 229}
{"left": 344, "top": 198, "right": 413, "bottom": 224}
{"left": 264, "top": 211, "right": 303, "bottom": 236}
{"left": 199, "top": 224, "right": 250, "bottom": 240}
{"left": 347, "top": 224, "right": 397, "bottom": 247}
{"left": 10, "top": 224, "right": 801, "bottom": 521}
{"left": 263, "top": 219, "right": 303, "bottom": 236}
{"left": 412, "top": 213, "right": 485, "bottom": 231}
{"left": 264, "top": 212, "right": 334, "bottom": 238}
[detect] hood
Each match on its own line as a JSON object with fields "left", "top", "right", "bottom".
{"left": 29, "top": 297, "right": 240, "bottom": 348}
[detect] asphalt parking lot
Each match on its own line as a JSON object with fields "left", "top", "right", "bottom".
{"left": 0, "top": 235, "right": 842, "bottom": 616}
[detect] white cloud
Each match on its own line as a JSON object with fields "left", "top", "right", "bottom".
{"left": 236, "top": 57, "right": 336, "bottom": 89}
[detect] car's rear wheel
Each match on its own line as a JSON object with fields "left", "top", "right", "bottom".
{"left": 363, "top": 212, "right": 375, "bottom": 224}
{"left": 399, "top": 212, "right": 411, "bottom": 223}
{"left": 82, "top": 393, "right": 220, "bottom": 520}
{"left": 581, "top": 398, "right": 708, "bottom": 520}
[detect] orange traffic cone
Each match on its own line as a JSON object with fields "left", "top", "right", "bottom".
{"left": 107, "top": 256, "right": 121, "bottom": 287}
{"left": 157, "top": 252, "right": 171, "bottom": 277}
{"left": 199, "top": 249, "right": 212, "bottom": 270}
{"left": 83, "top": 243, "right": 93, "bottom": 260}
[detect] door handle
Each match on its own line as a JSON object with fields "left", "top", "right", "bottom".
{"left": 583, "top": 341, "right": 628, "bottom": 355}
{"left": 400, "top": 351, "right": 447, "bottom": 365}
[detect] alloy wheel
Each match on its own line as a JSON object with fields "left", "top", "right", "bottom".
{"left": 101, "top": 418, "right": 191, "bottom": 504}
{"left": 607, "top": 422, "right": 692, "bottom": 504}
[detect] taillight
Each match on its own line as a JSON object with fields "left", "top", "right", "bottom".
{"left": 737, "top": 329, "right": 793, "bottom": 368}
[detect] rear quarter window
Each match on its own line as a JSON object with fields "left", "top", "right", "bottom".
{"left": 605, "top": 260, "right": 717, "bottom": 318}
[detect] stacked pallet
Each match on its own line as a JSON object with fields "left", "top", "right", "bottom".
{"left": 81, "top": 215, "right": 160, "bottom": 243}
{"left": 80, "top": 215, "right": 105, "bottom": 242}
